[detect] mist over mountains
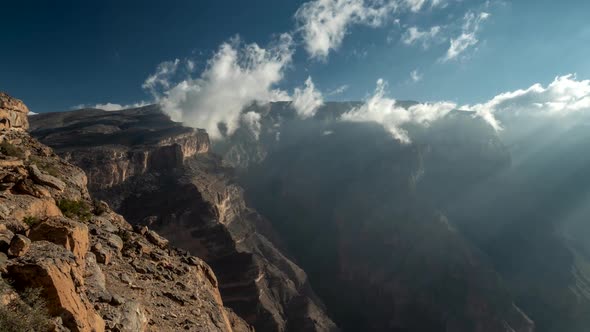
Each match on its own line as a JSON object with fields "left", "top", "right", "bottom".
{"left": 26, "top": 97, "right": 590, "bottom": 331}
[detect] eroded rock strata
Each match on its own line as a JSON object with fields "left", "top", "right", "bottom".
{"left": 30, "top": 106, "right": 338, "bottom": 331}
{"left": 1, "top": 94, "right": 252, "bottom": 332}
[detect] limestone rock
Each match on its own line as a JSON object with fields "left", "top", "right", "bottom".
{"left": 28, "top": 216, "right": 89, "bottom": 263}
{"left": 113, "top": 301, "right": 148, "bottom": 332}
{"left": 6, "top": 241, "right": 105, "bottom": 332}
{"left": 0, "top": 92, "right": 29, "bottom": 130}
{"left": 145, "top": 229, "right": 169, "bottom": 249}
{"left": 28, "top": 164, "right": 66, "bottom": 191}
{"left": 0, "top": 226, "right": 14, "bottom": 252}
{"left": 7, "top": 234, "right": 31, "bottom": 257}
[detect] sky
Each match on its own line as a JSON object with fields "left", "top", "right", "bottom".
{"left": 1, "top": 0, "right": 590, "bottom": 124}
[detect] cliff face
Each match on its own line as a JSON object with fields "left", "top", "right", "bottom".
{"left": 0, "top": 92, "right": 29, "bottom": 130}
{"left": 215, "top": 104, "right": 535, "bottom": 331}
{"left": 0, "top": 94, "right": 252, "bottom": 332}
{"left": 30, "top": 106, "right": 338, "bottom": 331}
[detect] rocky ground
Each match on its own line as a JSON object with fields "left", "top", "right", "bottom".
{"left": 0, "top": 93, "right": 252, "bottom": 332}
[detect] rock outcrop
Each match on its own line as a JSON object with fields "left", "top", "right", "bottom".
{"left": 0, "top": 92, "right": 29, "bottom": 130}
{"left": 1, "top": 94, "right": 252, "bottom": 332}
{"left": 31, "top": 105, "right": 338, "bottom": 331}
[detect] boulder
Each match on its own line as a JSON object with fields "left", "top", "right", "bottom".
{"left": 113, "top": 301, "right": 149, "bottom": 332}
{"left": 28, "top": 164, "right": 66, "bottom": 191}
{"left": 7, "top": 234, "right": 31, "bottom": 257}
{"left": 0, "top": 92, "right": 29, "bottom": 130}
{"left": 145, "top": 229, "right": 169, "bottom": 249}
{"left": 28, "top": 216, "right": 89, "bottom": 263}
{"left": 6, "top": 241, "right": 105, "bottom": 332}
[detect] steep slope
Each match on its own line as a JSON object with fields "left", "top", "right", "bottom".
{"left": 0, "top": 93, "right": 251, "bottom": 332}
{"left": 223, "top": 106, "right": 533, "bottom": 332}
{"left": 30, "top": 106, "right": 338, "bottom": 332}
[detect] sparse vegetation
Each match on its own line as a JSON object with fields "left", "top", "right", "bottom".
{"left": 0, "top": 141, "right": 24, "bottom": 159}
{"left": 0, "top": 279, "right": 52, "bottom": 332}
{"left": 57, "top": 199, "right": 92, "bottom": 222}
{"left": 29, "top": 156, "right": 60, "bottom": 178}
{"left": 22, "top": 216, "right": 40, "bottom": 227}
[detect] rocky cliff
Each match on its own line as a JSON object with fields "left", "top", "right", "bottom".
{"left": 30, "top": 106, "right": 338, "bottom": 331}
{"left": 215, "top": 103, "right": 535, "bottom": 331}
{"left": 0, "top": 94, "right": 252, "bottom": 332}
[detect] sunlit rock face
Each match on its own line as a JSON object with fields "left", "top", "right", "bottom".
{"left": 0, "top": 92, "right": 29, "bottom": 130}
{"left": 0, "top": 93, "right": 251, "bottom": 332}
{"left": 30, "top": 105, "right": 338, "bottom": 332}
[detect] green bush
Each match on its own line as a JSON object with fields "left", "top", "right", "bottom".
{"left": 0, "top": 280, "right": 52, "bottom": 332}
{"left": 57, "top": 199, "right": 92, "bottom": 222}
{"left": 0, "top": 141, "right": 24, "bottom": 158}
{"left": 22, "top": 216, "right": 40, "bottom": 227}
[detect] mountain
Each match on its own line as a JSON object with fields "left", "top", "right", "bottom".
{"left": 29, "top": 105, "right": 338, "bottom": 332}
{"left": 0, "top": 92, "right": 252, "bottom": 332}
{"left": 217, "top": 102, "right": 590, "bottom": 332}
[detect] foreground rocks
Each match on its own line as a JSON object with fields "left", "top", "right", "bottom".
{"left": 1, "top": 93, "right": 252, "bottom": 332}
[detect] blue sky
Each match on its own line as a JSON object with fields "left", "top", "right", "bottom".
{"left": 1, "top": 0, "right": 590, "bottom": 114}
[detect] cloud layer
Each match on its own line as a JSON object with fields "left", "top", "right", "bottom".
{"left": 341, "top": 78, "right": 456, "bottom": 143}
{"left": 463, "top": 74, "right": 590, "bottom": 130}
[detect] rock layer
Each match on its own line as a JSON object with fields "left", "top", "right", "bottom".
{"left": 1, "top": 95, "right": 251, "bottom": 332}
{"left": 31, "top": 105, "right": 338, "bottom": 331}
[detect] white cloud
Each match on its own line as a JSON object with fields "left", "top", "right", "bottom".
{"left": 463, "top": 74, "right": 590, "bottom": 131}
{"left": 151, "top": 34, "right": 294, "bottom": 140}
{"left": 443, "top": 11, "right": 489, "bottom": 61}
{"left": 241, "top": 111, "right": 263, "bottom": 139}
{"left": 72, "top": 101, "right": 150, "bottom": 112}
{"left": 402, "top": 0, "right": 427, "bottom": 12}
{"left": 292, "top": 77, "right": 325, "bottom": 118}
{"left": 327, "top": 84, "right": 350, "bottom": 96}
{"left": 402, "top": 26, "right": 441, "bottom": 48}
{"left": 410, "top": 69, "right": 423, "bottom": 82}
{"left": 142, "top": 59, "right": 181, "bottom": 97}
{"left": 295, "top": 0, "right": 398, "bottom": 60}
{"left": 341, "top": 78, "right": 456, "bottom": 143}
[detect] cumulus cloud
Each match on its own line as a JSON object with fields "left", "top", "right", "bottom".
{"left": 72, "top": 101, "right": 150, "bottom": 111}
{"left": 402, "top": 26, "right": 441, "bottom": 48}
{"left": 410, "top": 69, "right": 423, "bottom": 82}
{"left": 292, "top": 77, "right": 325, "bottom": 118}
{"left": 341, "top": 78, "right": 456, "bottom": 143}
{"left": 463, "top": 74, "right": 590, "bottom": 131}
{"left": 443, "top": 11, "right": 489, "bottom": 61}
{"left": 150, "top": 34, "right": 294, "bottom": 140}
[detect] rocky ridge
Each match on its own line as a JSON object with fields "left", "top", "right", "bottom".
{"left": 0, "top": 94, "right": 252, "bottom": 332}
{"left": 30, "top": 105, "right": 338, "bottom": 331}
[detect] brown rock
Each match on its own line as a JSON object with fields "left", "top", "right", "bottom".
{"left": 6, "top": 241, "right": 105, "bottom": 332}
{"left": 0, "top": 92, "right": 29, "bottom": 130}
{"left": 145, "top": 230, "right": 169, "bottom": 249}
{"left": 28, "top": 164, "right": 66, "bottom": 191}
{"left": 0, "top": 227, "right": 14, "bottom": 252}
{"left": 28, "top": 216, "right": 89, "bottom": 263}
{"left": 7, "top": 234, "right": 31, "bottom": 257}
